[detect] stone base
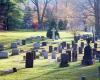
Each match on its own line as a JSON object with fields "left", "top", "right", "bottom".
{"left": 82, "top": 59, "right": 94, "bottom": 66}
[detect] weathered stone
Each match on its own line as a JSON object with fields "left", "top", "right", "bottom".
{"left": 11, "top": 42, "right": 17, "bottom": 49}
{"left": 0, "top": 51, "right": 8, "bottom": 58}
{"left": 25, "top": 52, "right": 34, "bottom": 68}
{"left": 11, "top": 48, "right": 19, "bottom": 56}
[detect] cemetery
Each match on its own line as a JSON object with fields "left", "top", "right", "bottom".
{"left": 0, "top": 0, "right": 100, "bottom": 80}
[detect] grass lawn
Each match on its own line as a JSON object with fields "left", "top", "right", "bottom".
{"left": 0, "top": 31, "right": 100, "bottom": 80}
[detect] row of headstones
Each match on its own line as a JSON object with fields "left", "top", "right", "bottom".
{"left": 74, "top": 34, "right": 98, "bottom": 43}
{"left": 0, "top": 36, "right": 47, "bottom": 59}
{"left": 40, "top": 40, "right": 100, "bottom": 67}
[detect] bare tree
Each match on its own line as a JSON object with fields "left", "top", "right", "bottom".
{"left": 87, "top": 0, "right": 100, "bottom": 37}
{"left": 31, "top": 0, "right": 51, "bottom": 30}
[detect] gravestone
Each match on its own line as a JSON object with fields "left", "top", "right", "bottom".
{"left": 16, "top": 40, "right": 22, "bottom": 45}
{"left": 82, "top": 38, "right": 93, "bottom": 66}
{"left": 72, "top": 41, "right": 75, "bottom": 48}
{"left": 25, "top": 52, "right": 34, "bottom": 68}
{"left": 60, "top": 53, "right": 69, "bottom": 67}
{"left": 80, "top": 76, "right": 86, "bottom": 80}
{"left": 22, "top": 40, "right": 26, "bottom": 45}
{"left": 61, "top": 42, "right": 66, "bottom": 49}
{"left": 51, "top": 28, "right": 56, "bottom": 40}
{"left": 54, "top": 47, "right": 58, "bottom": 51}
{"left": 66, "top": 50, "right": 71, "bottom": 62}
{"left": 49, "top": 46, "right": 53, "bottom": 53}
{"left": 41, "top": 49, "right": 48, "bottom": 59}
{"left": 58, "top": 45, "right": 62, "bottom": 53}
{"left": 0, "top": 51, "right": 8, "bottom": 58}
{"left": 92, "top": 48, "right": 96, "bottom": 59}
{"left": 13, "top": 68, "right": 17, "bottom": 72}
{"left": 96, "top": 51, "right": 100, "bottom": 60}
{"left": 94, "top": 43, "right": 97, "bottom": 49}
{"left": 51, "top": 51, "right": 56, "bottom": 59}
{"left": 26, "top": 38, "right": 32, "bottom": 43}
{"left": 0, "top": 43, "right": 4, "bottom": 51}
{"left": 11, "top": 42, "right": 17, "bottom": 49}
{"left": 72, "top": 50, "right": 77, "bottom": 62}
{"left": 32, "top": 50, "right": 36, "bottom": 60}
{"left": 11, "top": 48, "right": 19, "bottom": 55}
{"left": 33, "top": 42, "right": 40, "bottom": 49}
{"left": 72, "top": 43, "right": 77, "bottom": 51}
{"left": 67, "top": 43, "right": 70, "bottom": 49}
{"left": 81, "top": 42, "right": 84, "bottom": 49}
{"left": 42, "top": 42, "right": 47, "bottom": 46}
{"left": 79, "top": 47, "right": 83, "bottom": 54}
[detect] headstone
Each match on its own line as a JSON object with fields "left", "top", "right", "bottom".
{"left": 11, "top": 48, "right": 19, "bottom": 55}
{"left": 94, "top": 43, "right": 97, "bottom": 49}
{"left": 72, "top": 50, "right": 77, "bottom": 62}
{"left": 25, "top": 52, "right": 34, "bottom": 68}
{"left": 33, "top": 42, "right": 40, "bottom": 49}
{"left": 41, "top": 49, "right": 48, "bottom": 59}
{"left": 61, "top": 42, "right": 66, "bottom": 49}
{"left": 32, "top": 50, "right": 36, "bottom": 60}
{"left": 11, "top": 42, "right": 17, "bottom": 49}
{"left": 16, "top": 40, "right": 22, "bottom": 45}
{"left": 22, "top": 40, "right": 26, "bottom": 45}
{"left": 51, "top": 51, "right": 56, "bottom": 59}
{"left": 79, "top": 47, "right": 83, "bottom": 54}
{"left": 0, "top": 43, "right": 4, "bottom": 51}
{"left": 49, "top": 46, "right": 53, "bottom": 53}
{"left": 66, "top": 50, "right": 71, "bottom": 62}
{"left": 72, "top": 41, "right": 75, "bottom": 48}
{"left": 13, "top": 68, "right": 17, "bottom": 72}
{"left": 42, "top": 42, "right": 47, "bottom": 46}
{"left": 26, "top": 38, "right": 32, "bottom": 43}
{"left": 82, "top": 38, "right": 93, "bottom": 66}
{"left": 60, "top": 53, "right": 69, "bottom": 67}
{"left": 92, "top": 48, "right": 96, "bottom": 59}
{"left": 58, "top": 45, "right": 62, "bottom": 53}
{"left": 72, "top": 43, "right": 77, "bottom": 51}
{"left": 67, "top": 43, "right": 70, "bottom": 49}
{"left": 0, "top": 51, "right": 8, "bottom": 58}
{"left": 51, "top": 28, "right": 56, "bottom": 40}
{"left": 54, "top": 47, "right": 58, "bottom": 51}
{"left": 80, "top": 76, "right": 86, "bottom": 80}
{"left": 81, "top": 42, "right": 84, "bottom": 49}
{"left": 96, "top": 51, "right": 100, "bottom": 60}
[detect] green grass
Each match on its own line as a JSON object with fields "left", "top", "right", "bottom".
{"left": 0, "top": 31, "right": 100, "bottom": 80}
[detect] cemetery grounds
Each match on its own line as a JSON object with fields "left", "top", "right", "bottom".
{"left": 0, "top": 31, "right": 100, "bottom": 80}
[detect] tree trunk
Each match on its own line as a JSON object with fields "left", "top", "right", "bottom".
{"left": 95, "top": 0, "right": 100, "bottom": 38}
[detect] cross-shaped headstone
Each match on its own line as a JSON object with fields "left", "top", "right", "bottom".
{"left": 51, "top": 28, "right": 56, "bottom": 40}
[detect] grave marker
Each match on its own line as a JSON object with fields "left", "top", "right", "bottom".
{"left": 11, "top": 48, "right": 19, "bottom": 56}
{"left": 0, "top": 51, "right": 8, "bottom": 59}
{"left": 0, "top": 43, "right": 4, "bottom": 51}
{"left": 11, "top": 42, "right": 17, "bottom": 49}
{"left": 60, "top": 53, "right": 69, "bottom": 67}
{"left": 51, "top": 51, "right": 56, "bottom": 59}
{"left": 25, "top": 52, "right": 34, "bottom": 68}
{"left": 49, "top": 46, "right": 53, "bottom": 53}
